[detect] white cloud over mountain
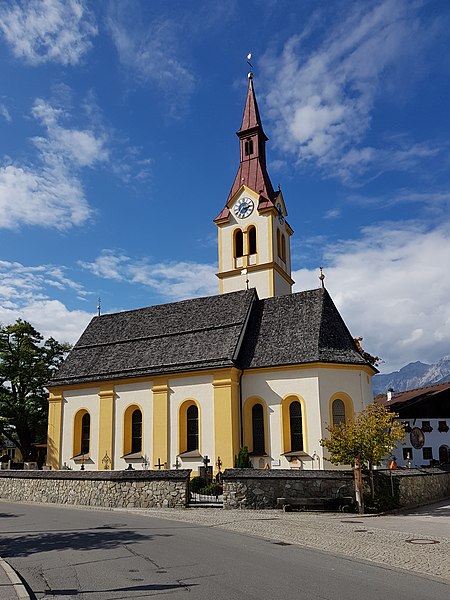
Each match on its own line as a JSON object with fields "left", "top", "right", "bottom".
{"left": 293, "top": 221, "right": 450, "bottom": 372}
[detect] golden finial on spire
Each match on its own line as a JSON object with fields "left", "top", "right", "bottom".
{"left": 319, "top": 267, "right": 325, "bottom": 289}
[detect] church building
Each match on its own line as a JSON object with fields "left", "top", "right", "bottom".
{"left": 47, "top": 74, "right": 375, "bottom": 473}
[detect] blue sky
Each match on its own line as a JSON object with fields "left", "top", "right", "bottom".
{"left": 1, "top": 0, "right": 450, "bottom": 373}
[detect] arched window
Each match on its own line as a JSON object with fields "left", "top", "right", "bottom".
{"left": 234, "top": 229, "right": 243, "bottom": 258}
{"left": 332, "top": 399, "right": 346, "bottom": 426}
{"left": 281, "top": 234, "right": 286, "bottom": 262}
{"left": 81, "top": 412, "right": 90, "bottom": 454}
{"left": 123, "top": 404, "right": 143, "bottom": 456}
{"left": 244, "top": 138, "right": 254, "bottom": 156}
{"left": 252, "top": 403, "right": 265, "bottom": 455}
{"left": 439, "top": 445, "right": 449, "bottom": 464}
{"left": 73, "top": 409, "right": 91, "bottom": 458}
{"left": 277, "top": 229, "right": 281, "bottom": 258}
{"left": 281, "top": 396, "right": 306, "bottom": 455}
{"left": 187, "top": 404, "right": 199, "bottom": 451}
{"left": 131, "top": 409, "right": 142, "bottom": 453}
{"left": 289, "top": 401, "right": 303, "bottom": 451}
{"left": 248, "top": 225, "right": 257, "bottom": 255}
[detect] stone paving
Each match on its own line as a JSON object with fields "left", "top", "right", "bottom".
{"left": 128, "top": 502, "right": 450, "bottom": 583}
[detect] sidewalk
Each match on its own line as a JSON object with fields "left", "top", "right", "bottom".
{"left": 0, "top": 557, "right": 30, "bottom": 600}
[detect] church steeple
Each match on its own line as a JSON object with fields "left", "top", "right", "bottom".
{"left": 226, "top": 75, "right": 275, "bottom": 207}
{"left": 215, "top": 73, "right": 294, "bottom": 299}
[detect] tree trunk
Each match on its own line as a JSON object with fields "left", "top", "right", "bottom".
{"left": 368, "top": 459, "right": 375, "bottom": 501}
{"left": 354, "top": 457, "right": 364, "bottom": 514}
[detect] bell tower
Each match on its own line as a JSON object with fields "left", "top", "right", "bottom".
{"left": 214, "top": 73, "right": 294, "bottom": 298}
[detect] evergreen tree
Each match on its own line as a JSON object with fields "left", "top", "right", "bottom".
{"left": 0, "top": 319, "right": 71, "bottom": 462}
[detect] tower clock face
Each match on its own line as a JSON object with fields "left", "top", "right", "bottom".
{"left": 234, "top": 197, "right": 254, "bottom": 219}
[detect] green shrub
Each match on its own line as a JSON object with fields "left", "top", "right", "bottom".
{"left": 199, "top": 483, "right": 223, "bottom": 496}
{"left": 363, "top": 471, "right": 400, "bottom": 513}
{"left": 234, "top": 446, "right": 253, "bottom": 468}
{"left": 190, "top": 476, "right": 207, "bottom": 493}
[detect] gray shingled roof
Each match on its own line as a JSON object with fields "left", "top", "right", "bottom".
{"left": 51, "top": 290, "right": 256, "bottom": 386}
{"left": 237, "top": 288, "right": 368, "bottom": 369}
{"left": 50, "top": 287, "right": 370, "bottom": 387}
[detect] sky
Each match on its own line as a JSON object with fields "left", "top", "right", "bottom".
{"left": 0, "top": 0, "right": 450, "bottom": 374}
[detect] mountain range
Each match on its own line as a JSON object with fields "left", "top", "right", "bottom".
{"left": 372, "top": 356, "right": 450, "bottom": 396}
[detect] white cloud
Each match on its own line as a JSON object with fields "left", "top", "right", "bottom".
{"left": 79, "top": 251, "right": 129, "bottom": 281}
{"left": 106, "top": 7, "right": 195, "bottom": 115}
{"left": 32, "top": 98, "right": 109, "bottom": 168}
{"left": 0, "top": 260, "right": 92, "bottom": 344}
{"left": 0, "top": 299, "right": 92, "bottom": 346}
{"left": 0, "top": 0, "right": 97, "bottom": 66}
{"left": 261, "top": 0, "right": 439, "bottom": 180}
{"left": 80, "top": 250, "right": 217, "bottom": 301}
{"left": 293, "top": 222, "right": 450, "bottom": 372}
{"left": 347, "top": 189, "right": 450, "bottom": 222}
{"left": 0, "top": 103, "right": 11, "bottom": 122}
{"left": 0, "top": 94, "right": 110, "bottom": 230}
{"left": 0, "top": 164, "right": 90, "bottom": 230}
{"left": 324, "top": 208, "right": 341, "bottom": 219}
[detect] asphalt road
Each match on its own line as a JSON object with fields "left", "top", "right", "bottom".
{"left": 0, "top": 501, "right": 448, "bottom": 600}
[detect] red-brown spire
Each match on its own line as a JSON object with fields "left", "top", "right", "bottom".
{"left": 238, "top": 75, "right": 264, "bottom": 133}
{"left": 215, "top": 75, "right": 276, "bottom": 222}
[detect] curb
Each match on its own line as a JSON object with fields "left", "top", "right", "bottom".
{"left": 0, "top": 557, "right": 31, "bottom": 600}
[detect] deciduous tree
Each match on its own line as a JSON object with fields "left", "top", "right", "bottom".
{"left": 320, "top": 404, "right": 405, "bottom": 512}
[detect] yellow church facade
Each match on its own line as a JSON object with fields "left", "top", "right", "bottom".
{"left": 47, "top": 75, "right": 375, "bottom": 474}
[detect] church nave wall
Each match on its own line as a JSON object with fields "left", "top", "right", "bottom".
{"left": 61, "top": 387, "right": 100, "bottom": 471}
{"left": 114, "top": 381, "right": 153, "bottom": 470}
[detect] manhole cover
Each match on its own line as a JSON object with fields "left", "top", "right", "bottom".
{"left": 406, "top": 539, "right": 440, "bottom": 545}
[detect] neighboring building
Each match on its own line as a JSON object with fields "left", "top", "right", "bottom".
{"left": 377, "top": 382, "right": 450, "bottom": 467}
{"left": 46, "top": 74, "right": 375, "bottom": 473}
{"left": 0, "top": 438, "right": 22, "bottom": 468}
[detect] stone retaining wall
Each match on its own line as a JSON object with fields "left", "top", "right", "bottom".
{"left": 389, "top": 467, "right": 450, "bottom": 508}
{"left": 0, "top": 470, "right": 191, "bottom": 509}
{"left": 222, "top": 469, "right": 354, "bottom": 509}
